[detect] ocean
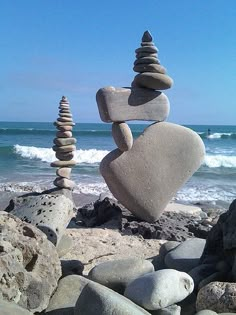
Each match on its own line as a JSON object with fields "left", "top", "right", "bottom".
{"left": 0, "top": 121, "right": 236, "bottom": 207}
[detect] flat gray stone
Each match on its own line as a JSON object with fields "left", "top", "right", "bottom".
{"left": 51, "top": 160, "right": 77, "bottom": 167}
{"left": 56, "top": 167, "right": 72, "bottom": 179}
{"left": 136, "top": 46, "right": 158, "bottom": 53}
{"left": 56, "top": 131, "right": 73, "bottom": 138}
{"left": 10, "top": 193, "right": 74, "bottom": 246}
{"left": 57, "top": 125, "right": 73, "bottom": 131}
{"left": 57, "top": 117, "right": 73, "bottom": 122}
{"left": 0, "top": 212, "right": 61, "bottom": 313}
{"left": 133, "top": 73, "right": 173, "bottom": 90}
{"left": 88, "top": 258, "right": 154, "bottom": 293}
{"left": 134, "top": 64, "right": 166, "bottom": 74}
{"left": 164, "top": 238, "right": 206, "bottom": 272}
{"left": 76, "top": 281, "right": 151, "bottom": 314}
{"left": 45, "top": 275, "right": 91, "bottom": 315}
{"left": 151, "top": 304, "right": 181, "bottom": 314}
{"left": 59, "top": 113, "right": 72, "bottom": 118}
{"left": 136, "top": 52, "right": 158, "bottom": 58}
{"left": 52, "top": 144, "right": 76, "bottom": 153}
{"left": 134, "top": 57, "right": 160, "bottom": 65}
{"left": 100, "top": 122, "right": 205, "bottom": 222}
{"left": 96, "top": 87, "right": 169, "bottom": 122}
{"left": 112, "top": 122, "right": 133, "bottom": 151}
{"left": 196, "top": 282, "right": 236, "bottom": 313}
{"left": 55, "top": 151, "right": 74, "bottom": 161}
{"left": 0, "top": 299, "right": 33, "bottom": 314}
{"left": 124, "top": 269, "right": 194, "bottom": 310}
{"left": 53, "top": 137, "right": 77, "bottom": 146}
{"left": 54, "top": 121, "right": 75, "bottom": 127}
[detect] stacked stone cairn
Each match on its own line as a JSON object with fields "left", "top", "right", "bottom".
{"left": 96, "top": 30, "right": 205, "bottom": 223}
{"left": 51, "top": 96, "right": 77, "bottom": 190}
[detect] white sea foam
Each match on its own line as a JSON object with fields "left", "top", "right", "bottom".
{"left": 204, "top": 155, "right": 236, "bottom": 168}
{"left": 207, "top": 132, "right": 232, "bottom": 139}
{"left": 14, "top": 145, "right": 109, "bottom": 164}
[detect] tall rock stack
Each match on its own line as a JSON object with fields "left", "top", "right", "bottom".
{"left": 132, "top": 30, "right": 173, "bottom": 90}
{"left": 51, "top": 96, "right": 77, "bottom": 190}
{"left": 96, "top": 30, "right": 205, "bottom": 223}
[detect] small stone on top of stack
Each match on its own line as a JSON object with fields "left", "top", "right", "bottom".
{"left": 132, "top": 30, "right": 173, "bottom": 90}
{"left": 51, "top": 96, "right": 77, "bottom": 190}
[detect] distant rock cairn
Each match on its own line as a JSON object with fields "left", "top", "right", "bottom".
{"left": 51, "top": 96, "right": 77, "bottom": 190}
{"left": 96, "top": 31, "right": 205, "bottom": 222}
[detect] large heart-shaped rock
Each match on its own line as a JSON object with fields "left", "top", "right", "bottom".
{"left": 100, "top": 122, "right": 205, "bottom": 222}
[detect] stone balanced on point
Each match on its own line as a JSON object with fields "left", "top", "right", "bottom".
{"left": 51, "top": 96, "right": 77, "bottom": 190}
{"left": 96, "top": 30, "right": 205, "bottom": 223}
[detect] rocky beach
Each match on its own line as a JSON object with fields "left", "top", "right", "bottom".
{"left": 1, "top": 30, "right": 236, "bottom": 315}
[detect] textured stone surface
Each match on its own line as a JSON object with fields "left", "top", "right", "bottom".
{"left": 10, "top": 192, "right": 74, "bottom": 246}
{"left": 100, "top": 122, "right": 205, "bottom": 222}
{"left": 76, "top": 281, "right": 151, "bottom": 314}
{"left": 134, "top": 64, "right": 166, "bottom": 74}
{"left": 164, "top": 238, "right": 206, "bottom": 272}
{"left": 96, "top": 86, "right": 169, "bottom": 122}
{"left": 124, "top": 269, "right": 194, "bottom": 310}
{"left": 0, "top": 299, "right": 33, "bottom": 315}
{"left": 133, "top": 73, "right": 173, "bottom": 90}
{"left": 196, "top": 281, "right": 236, "bottom": 313}
{"left": 195, "top": 310, "right": 218, "bottom": 315}
{"left": 112, "top": 122, "right": 133, "bottom": 151}
{"left": 0, "top": 211, "right": 61, "bottom": 312}
{"left": 88, "top": 258, "right": 154, "bottom": 293}
{"left": 45, "top": 275, "right": 90, "bottom": 314}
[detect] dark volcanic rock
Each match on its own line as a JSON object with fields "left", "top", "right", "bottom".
{"left": 76, "top": 197, "right": 212, "bottom": 241}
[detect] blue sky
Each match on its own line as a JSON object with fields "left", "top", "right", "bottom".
{"left": 1, "top": 0, "right": 236, "bottom": 124}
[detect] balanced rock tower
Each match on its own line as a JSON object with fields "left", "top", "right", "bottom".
{"left": 51, "top": 96, "right": 77, "bottom": 190}
{"left": 96, "top": 31, "right": 205, "bottom": 223}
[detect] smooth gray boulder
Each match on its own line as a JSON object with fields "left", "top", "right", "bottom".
{"left": 124, "top": 269, "right": 194, "bottom": 310}
{"left": 164, "top": 238, "right": 206, "bottom": 272}
{"left": 61, "top": 260, "right": 84, "bottom": 278}
{"left": 88, "top": 258, "right": 154, "bottom": 293}
{"left": 112, "top": 122, "right": 133, "bottom": 151}
{"left": 96, "top": 86, "right": 169, "bottom": 122}
{"left": 196, "top": 281, "right": 236, "bottom": 313}
{"left": 133, "top": 73, "right": 173, "bottom": 90}
{"left": 10, "top": 192, "right": 74, "bottom": 246}
{"left": 0, "top": 211, "right": 61, "bottom": 313}
{"left": 188, "top": 264, "right": 216, "bottom": 288}
{"left": 56, "top": 234, "right": 73, "bottom": 258}
{"left": 100, "top": 122, "right": 205, "bottom": 222}
{"left": 75, "top": 281, "right": 151, "bottom": 314}
{"left": 45, "top": 275, "right": 90, "bottom": 315}
{"left": 0, "top": 299, "right": 33, "bottom": 315}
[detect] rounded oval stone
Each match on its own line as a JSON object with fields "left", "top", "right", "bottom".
{"left": 56, "top": 167, "right": 72, "bottom": 179}
{"left": 59, "top": 113, "right": 72, "bottom": 118}
{"left": 88, "top": 258, "right": 154, "bottom": 293}
{"left": 57, "top": 117, "right": 73, "bottom": 122}
{"left": 124, "top": 269, "right": 194, "bottom": 310}
{"left": 136, "top": 52, "right": 158, "bottom": 58}
{"left": 133, "top": 73, "right": 173, "bottom": 90}
{"left": 133, "top": 64, "right": 166, "bottom": 74}
{"left": 57, "top": 126, "right": 73, "bottom": 131}
{"left": 56, "top": 152, "right": 74, "bottom": 161}
{"left": 112, "top": 122, "right": 133, "bottom": 151}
